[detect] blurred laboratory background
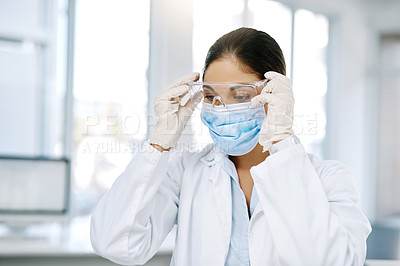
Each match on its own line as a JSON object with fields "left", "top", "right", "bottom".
{"left": 0, "top": 0, "right": 399, "bottom": 265}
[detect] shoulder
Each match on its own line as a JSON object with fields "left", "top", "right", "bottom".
{"left": 307, "top": 153, "right": 353, "bottom": 180}
{"left": 307, "top": 153, "right": 359, "bottom": 202}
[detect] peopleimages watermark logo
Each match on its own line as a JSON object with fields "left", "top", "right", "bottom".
{"left": 81, "top": 112, "right": 320, "bottom": 136}
{"left": 82, "top": 113, "right": 145, "bottom": 135}
{"left": 78, "top": 112, "right": 321, "bottom": 153}
{"left": 78, "top": 139, "right": 212, "bottom": 154}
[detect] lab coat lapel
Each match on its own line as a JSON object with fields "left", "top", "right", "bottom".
{"left": 208, "top": 163, "right": 232, "bottom": 260}
{"left": 252, "top": 200, "right": 263, "bottom": 219}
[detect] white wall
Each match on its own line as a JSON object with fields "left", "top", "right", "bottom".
{"left": 363, "top": 0, "right": 400, "bottom": 220}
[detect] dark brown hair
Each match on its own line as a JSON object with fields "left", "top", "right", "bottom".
{"left": 203, "top": 27, "right": 286, "bottom": 79}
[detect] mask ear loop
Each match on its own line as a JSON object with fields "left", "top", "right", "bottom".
{"left": 212, "top": 95, "right": 226, "bottom": 107}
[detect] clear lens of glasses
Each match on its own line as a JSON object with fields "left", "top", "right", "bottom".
{"left": 180, "top": 80, "right": 268, "bottom": 109}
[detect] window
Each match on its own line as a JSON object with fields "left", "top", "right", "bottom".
{"left": 376, "top": 34, "right": 400, "bottom": 218}
{"left": 292, "top": 9, "right": 329, "bottom": 156}
{"left": 191, "top": 0, "right": 329, "bottom": 158}
{"left": 72, "top": 0, "right": 150, "bottom": 213}
{"left": 0, "top": 0, "right": 68, "bottom": 157}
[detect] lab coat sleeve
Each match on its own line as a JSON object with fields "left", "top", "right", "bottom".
{"left": 90, "top": 141, "right": 183, "bottom": 265}
{"left": 250, "top": 143, "right": 371, "bottom": 266}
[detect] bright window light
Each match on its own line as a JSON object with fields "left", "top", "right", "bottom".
{"left": 72, "top": 0, "right": 150, "bottom": 213}
{"left": 292, "top": 9, "right": 329, "bottom": 157}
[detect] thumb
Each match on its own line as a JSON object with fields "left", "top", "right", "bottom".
{"left": 251, "top": 91, "right": 273, "bottom": 107}
{"left": 156, "top": 84, "right": 190, "bottom": 102}
{"left": 264, "top": 71, "right": 291, "bottom": 88}
{"left": 251, "top": 94, "right": 264, "bottom": 107}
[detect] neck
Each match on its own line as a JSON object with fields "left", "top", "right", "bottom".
{"left": 229, "top": 143, "right": 269, "bottom": 170}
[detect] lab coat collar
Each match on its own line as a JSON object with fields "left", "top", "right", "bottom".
{"left": 199, "top": 144, "right": 228, "bottom": 168}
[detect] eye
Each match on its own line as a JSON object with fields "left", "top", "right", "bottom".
{"left": 233, "top": 93, "right": 251, "bottom": 102}
{"left": 204, "top": 95, "right": 215, "bottom": 103}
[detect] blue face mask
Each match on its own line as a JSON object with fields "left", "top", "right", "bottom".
{"left": 200, "top": 102, "right": 265, "bottom": 156}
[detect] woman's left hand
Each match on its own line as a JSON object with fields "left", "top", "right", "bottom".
{"left": 251, "top": 71, "right": 295, "bottom": 152}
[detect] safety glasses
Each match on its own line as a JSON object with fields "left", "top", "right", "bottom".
{"left": 180, "top": 79, "right": 269, "bottom": 109}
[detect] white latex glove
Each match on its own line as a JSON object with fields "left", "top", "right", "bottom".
{"left": 150, "top": 72, "right": 200, "bottom": 150}
{"left": 251, "top": 71, "right": 295, "bottom": 152}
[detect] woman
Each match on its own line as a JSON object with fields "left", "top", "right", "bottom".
{"left": 90, "top": 27, "right": 371, "bottom": 266}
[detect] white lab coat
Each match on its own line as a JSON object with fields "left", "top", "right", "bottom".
{"left": 90, "top": 140, "right": 371, "bottom": 266}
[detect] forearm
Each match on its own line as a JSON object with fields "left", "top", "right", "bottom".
{"left": 90, "top": 142, "right": 177, "bottom": 265}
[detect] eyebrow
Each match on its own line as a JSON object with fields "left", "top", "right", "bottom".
{"left": 229, "top": 85, "right": 248, "bottom": 91}
{"left": 203, "top": 85, "right": 249, "bottom": 92}
{"left": 203, "top": 85, "right": 215, "bottom": 92}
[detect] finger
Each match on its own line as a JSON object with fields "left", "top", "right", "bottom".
{"left": 251, "top": 95, "right": 262, "bottom": 107}
{"left": 167, "top": 85, "right": 190, "bottom": 100}
{"left": 251, "top": 92, "right": 273, "bottom": 107}
{"left": 156, "top": 84, "right": 190, "bottom": 102}
{"left": 264, "top": 71, "right": 291, "bottom": 87}
{"left": 255, "top": 79, "right": 269, "bottom": 94}
{"left": 179, "top": 92, "right": 191, "bottom": 107}
{"left": 169, "top": 72, "right": 200, "bottom": 89}
{"left": 262, "top": 78, "right": 292, "bottom": 94}
{"left": 183, "top": 99, "right": 196, "bottom": 112}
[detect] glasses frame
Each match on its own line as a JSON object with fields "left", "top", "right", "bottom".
{"left": 179, "top": 79, "right": 269, "bottom": 107}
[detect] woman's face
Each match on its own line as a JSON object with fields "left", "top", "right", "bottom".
{"left": 203, "top": 58, "right": 266, "bottom": 110}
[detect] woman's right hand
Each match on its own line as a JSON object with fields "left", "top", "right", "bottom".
{"left": 150, "top": 72, "right": 200, "bottom": 151}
